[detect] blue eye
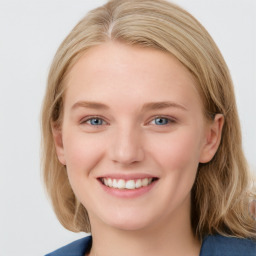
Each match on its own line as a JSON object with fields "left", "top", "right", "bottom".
{"left": 153, "top": 117, "right": 171, "bottom": 125}
{"left": 86, "top": 118, "right": 105, "bottom": 125}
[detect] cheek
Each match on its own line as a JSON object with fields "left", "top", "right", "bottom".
{"left": 149, "top": 128, "right": 203, "bottom": 172}
{"left": 149, "top": 129, "right": 203, "bottom": 209}
{"left": 62, "top": 130, "right": 105, "bottom": 175}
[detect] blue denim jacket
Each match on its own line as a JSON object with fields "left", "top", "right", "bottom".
{"left": 45, "top": 234, "right": 256, "bottom": 256}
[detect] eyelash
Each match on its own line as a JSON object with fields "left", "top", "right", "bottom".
{"left": 80, "top": 116, "right": 176, "bottom": 126}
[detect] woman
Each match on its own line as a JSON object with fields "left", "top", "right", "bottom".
{"left": 41, "top": 0, "right": 256, "bottom": 255}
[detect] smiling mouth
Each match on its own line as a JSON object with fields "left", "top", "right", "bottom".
{"left": 99, "top": 177, "right": 158, "bottom": 190}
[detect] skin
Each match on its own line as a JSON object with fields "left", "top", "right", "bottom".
{"left": 53, "top": 42, "right": 224, "bottom": 256}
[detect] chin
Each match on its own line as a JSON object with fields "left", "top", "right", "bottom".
{"left": 99, "top": 208, "right": 159, "bottom": 232}
{"left": 107, "top": 218, "right": 151, "bottom": 231}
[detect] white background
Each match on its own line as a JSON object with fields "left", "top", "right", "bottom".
{"left": 0, "top": 0, "right": 255, "bottom": 255}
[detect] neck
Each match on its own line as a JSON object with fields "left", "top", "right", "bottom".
{"left": 88, "top": 198, "right": 201, "bottom": 256}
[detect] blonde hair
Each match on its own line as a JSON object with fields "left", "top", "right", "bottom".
{"left": 41, "top": 0, "right": 256, "bottom": 239}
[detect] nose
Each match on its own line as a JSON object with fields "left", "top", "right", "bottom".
{"left": 109, "top": 126, "right": 144, "bottom": 165}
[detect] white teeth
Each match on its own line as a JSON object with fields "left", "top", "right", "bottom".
{"left": 102, "top": 177, "right": 154, "bottom": 190}
{"left": 117, "top": 179, "right": 126, "bottom": 189}
{"left": 113, "top": 179, "right": 118, "bottom": 188}
{"left": 135, "top": 179, "right": 142, "bottom": 188}
{"left": 125, "top": 180, "right": 136, "bottom": 189}
{"left": 142, "top": 178, "right": 148, "bottom": 186}
{"left": 107, "top": 178, "right": 112, "bottom": 187}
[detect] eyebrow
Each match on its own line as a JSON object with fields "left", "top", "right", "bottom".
{"left": 71, "top": 101, "right": 187, "bottom": 111}
{"left": 141, "top": 101, "right": 188, "bottom": 111}
{"left": 71, "top": 101, "right": 110, "bottom": 110}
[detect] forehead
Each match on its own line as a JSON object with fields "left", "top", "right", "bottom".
{"left": 64, "top": 42, "right": 202, "bottom": 112}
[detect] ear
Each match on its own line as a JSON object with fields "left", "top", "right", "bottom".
{"left": 51, "top": 123, "right": 66, "bottom": 165}
{"left": 199, "top": 114, "right": 224, "bottom": 163}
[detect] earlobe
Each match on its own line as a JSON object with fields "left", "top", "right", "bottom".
{"left": 51, "top": 123, "right": 66, "bottom": 165}
{"left": 199, "top": 114, "right": 224, "bottom": 163}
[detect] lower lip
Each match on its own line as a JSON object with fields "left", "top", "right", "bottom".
{"left": 98, "top": 179, "right": 158, "bottom": 198}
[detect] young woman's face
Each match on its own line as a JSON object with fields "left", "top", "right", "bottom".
{"left": 54, "top": 42, "right": 219, "bottom": 232}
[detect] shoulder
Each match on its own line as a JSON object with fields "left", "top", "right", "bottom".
{"left": 200, "top": 234, "right": 256, "bottom": 256}
{"left": 45, "top": 236, "right": 92, "bottom": 256}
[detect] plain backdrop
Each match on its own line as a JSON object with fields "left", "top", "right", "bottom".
{"left": 0, "top": 0, "right": 255, "bottom": 255}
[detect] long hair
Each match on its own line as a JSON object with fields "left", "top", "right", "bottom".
{"left": 41, "top": 0, "right": 256, "bottom": 239}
